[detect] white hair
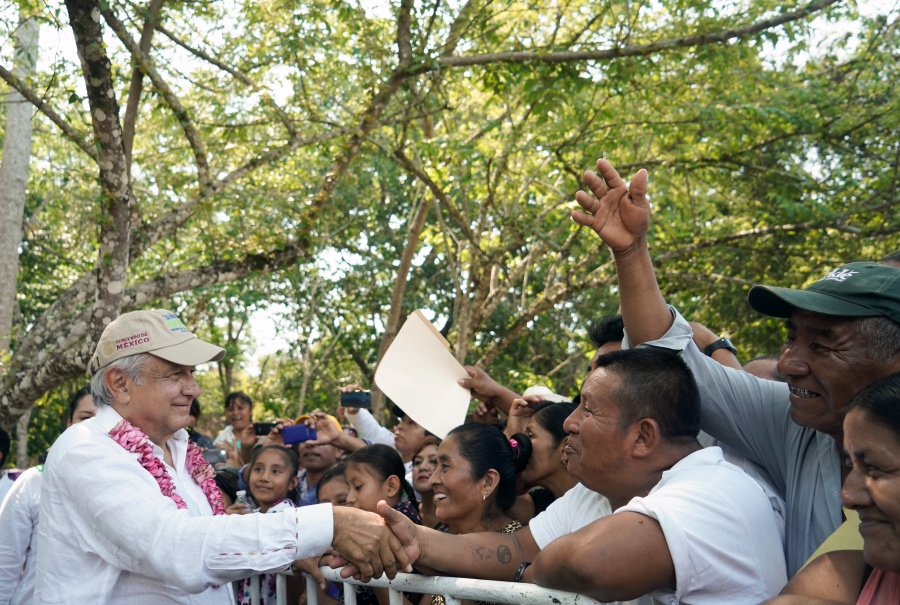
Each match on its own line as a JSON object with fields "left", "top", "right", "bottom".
{"left": 90, "top": 353, "right": 153, "bottom": 406}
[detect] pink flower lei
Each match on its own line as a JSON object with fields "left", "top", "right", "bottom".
{"left": 109, "top": 419, "right": 225, "bottom": 515}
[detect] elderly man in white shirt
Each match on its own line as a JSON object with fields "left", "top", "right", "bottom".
{"left": 33, "top": 309, "right": 409, "bottom": 605}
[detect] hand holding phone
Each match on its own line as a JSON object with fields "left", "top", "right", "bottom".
{"left": 254, "top": 421, "right": 276, "bottom": 435}
{"left": 201, "top": 448, "right": 227, "bottom": 465}
{"left": 282, "top": 424, "right": 317, "bottom": 445}
{"left": 340, "top": 391, "right": 372, "bottom": 408}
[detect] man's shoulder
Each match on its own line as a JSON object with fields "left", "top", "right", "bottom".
{"left": 647, "top": 448, "right": 776, "bottom": 515}
{"left": 45, "top": 419, "right": 120, "bottom": 474}
{"left": 536, "top": 483, "right": 610, "bottom": 521}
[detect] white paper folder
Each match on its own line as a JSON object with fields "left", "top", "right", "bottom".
{"left": 374, "top": 310, "right": 471, "bottom": 439}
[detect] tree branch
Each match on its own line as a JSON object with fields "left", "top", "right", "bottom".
{"left": 102, "top": 5, "right": 212, "bottom": 192}
{"left": 122, "top": 0, "right": 166, "bottom": 166}
{"left": 0, "top": 64, "right": 98, "bottom": 161}
{"left": 438, "top": 0, "right": 841, "bottom": 67}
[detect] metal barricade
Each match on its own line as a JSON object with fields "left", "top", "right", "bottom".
{"left": 302, "top": 567, "right": 603, "bottom": 605}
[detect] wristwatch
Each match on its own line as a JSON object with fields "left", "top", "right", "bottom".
{"left": 704, "top": 337, "right": 737, "bottom": 357}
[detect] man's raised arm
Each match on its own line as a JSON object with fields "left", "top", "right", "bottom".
{"left": 572, "top": 159, "right": 672, "bottom": 345}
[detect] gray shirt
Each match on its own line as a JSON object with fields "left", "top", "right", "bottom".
{"left": 626, "top": 307, "right": 843, "bottom": 576}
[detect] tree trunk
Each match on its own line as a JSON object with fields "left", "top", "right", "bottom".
{"left": 372, "top": 195, "right": 431, "bottom": 414}
{"left": 0, "top": 12, "right": 39, "bottom": 460}
{"left": 65, "top": 0, "right": 132, "bottom": 343}
{"left": 0, "top": 13, "right": 39, "bottom": 355}
{"left": 15, "top": 408, "right": 30, "bottom": 466}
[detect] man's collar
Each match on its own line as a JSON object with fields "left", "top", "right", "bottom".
{"left": 95, "top": 404, "right": 190, "bottom": 447}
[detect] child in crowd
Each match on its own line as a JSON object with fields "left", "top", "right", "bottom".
{"left": 306, "top": 464, "right": 351, "bottom": 605}
{"left": 343, "top": 444, "right": 425, "bottom": 605}
{"left": 316, "top": 464, "right": 349, "bottom": 507}
{"left": 231, "top": 446, "right": 301, "bottom": 605}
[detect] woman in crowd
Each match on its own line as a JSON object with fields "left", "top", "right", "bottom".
{"left": 214, "top": 391, "right": 257, "bottom": 465}
{"left": 429, "top": 423, "right": 530, "bottom": 605}
{"left": 764, "top": 373, "right": 900, "bottom": 604}
{"left": 506, "top": 401, "right": 578, "bottom": 523}
{"left": 411, "top": 436, "right": 444, "bottom": 530}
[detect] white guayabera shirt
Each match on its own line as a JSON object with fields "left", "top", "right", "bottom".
{"left": 33, "top": 405, "right": 333, "bottom": 605}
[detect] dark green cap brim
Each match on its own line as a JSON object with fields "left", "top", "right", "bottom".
{"left": 748, "top": 285, "right": 883, "bottom": 319}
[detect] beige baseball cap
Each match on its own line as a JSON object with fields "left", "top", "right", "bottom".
{"left": 88, "top": 309, "right": 225, "bottom": 375}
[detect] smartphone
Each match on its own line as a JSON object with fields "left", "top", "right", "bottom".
{"left": 254, "top": 421, "right": 276, "bottom": 436}
{"left": 340, "top": 391, "right": 372, "bottom": 408}
{"left": 202, "top": 448, "right": 227, "bottom": 465}
{"left": 282, "top": 424, "right": 316, "bottom": 445}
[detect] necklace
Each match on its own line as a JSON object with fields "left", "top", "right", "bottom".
{"left": 108, "top": 418, "right": 225, "bottom": 515}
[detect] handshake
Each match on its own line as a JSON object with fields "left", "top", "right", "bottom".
{"left": 302, "top": 501, "right": 419, "bottom": 585}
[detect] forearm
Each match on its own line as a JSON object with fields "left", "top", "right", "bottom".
{"left": 485, "top": 385, "right": 521, "bottom": 416}
{"left": 348, "top": 409, "right": 395, "bottom": 446}
{"left": 613, "top": 241, "right": 672, "bottom": 346}
{"left": 331, "top": 432, "right": 367, "bottom": 453}
{"left": 416, "top": 526, "right": 529, "bottom": 581}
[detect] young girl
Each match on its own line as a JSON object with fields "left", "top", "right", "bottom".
{"left": 234, "top": 446, "right": 301, "bottom": 605}
{"left": 343, "top": 444, "right": 424, "bottom": 605}
{"left": 316, "top": 463, "right": 350, "bottom": 507}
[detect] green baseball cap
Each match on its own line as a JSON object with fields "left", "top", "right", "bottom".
{"left": 748, "top": 262, "right": 900, "bottom": 323}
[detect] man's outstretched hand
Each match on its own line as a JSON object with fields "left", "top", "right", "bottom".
{"left": 572, "top": 159, "right": 650, "bottom": 256}
{"left": 330, "top": 501, "right": 421, "bottom": 581}
{"left": 330, "top": 505, "right": 414, "bottom": 583}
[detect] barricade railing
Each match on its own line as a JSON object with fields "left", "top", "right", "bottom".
{"left": 300, "top": 567, "right": 604, "bottom": 605}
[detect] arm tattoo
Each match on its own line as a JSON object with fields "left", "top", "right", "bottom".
{"left": 497, "top": 545, "right": 512, "bottom": 564}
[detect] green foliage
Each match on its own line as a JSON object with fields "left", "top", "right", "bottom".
{"left": 2, "top": 0, "right": 899, "bottom": 445}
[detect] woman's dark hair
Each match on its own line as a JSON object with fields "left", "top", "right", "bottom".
{"left": 532, "top": 401, "right": 578, "bottom": 447}
{"left": 68, "top": 385, "right": 93, "bottom": 422}
{"left": 345, "top": 444, "right": 417, "bottom": 505}
{"left": 446, "top": 423, "right": 531, "bottom": 512}
{"left": 225, "top": 391, "right": 253, "bottom": 410}
{"left": 248, "top": 445, "right": 300, "bottom": 502}
{"left": 215, "top": 467, "right": 240, "bottom": 503}
{"left": 846, "top": 373, "right": 900, "bottom": 438}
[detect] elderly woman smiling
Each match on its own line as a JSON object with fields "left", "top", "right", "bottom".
{"left": 428, "top": 423, "right": 530, "bottom": 605}
{"left": 763, "top": 373, "right": 900, "bottom": 604}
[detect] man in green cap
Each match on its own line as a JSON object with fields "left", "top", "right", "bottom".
{"left": 570, "top": 158, "right": 900, "bottom": 576}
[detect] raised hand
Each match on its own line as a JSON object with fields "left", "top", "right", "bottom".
{"left": 504, "top": 397, "right": 541, "bottom": 437}
{"left": 572, "top": 159, "right": 650, "bottom": 256}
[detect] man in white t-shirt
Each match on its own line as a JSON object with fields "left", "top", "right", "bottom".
{"left": 33, "top": 309, "right": 410, "bottom": 605}
{"left": 372, "top": 347, "right": 786, "bottom": 604}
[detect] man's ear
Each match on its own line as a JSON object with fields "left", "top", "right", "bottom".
{"left": 104, "top": 367, "right": 131, "bottom": 404}
{"left": 385, "top": 474, "right": 401, "bottom": 499}
{"left": 631, "top": 418, "right": 660, "bottom": 458}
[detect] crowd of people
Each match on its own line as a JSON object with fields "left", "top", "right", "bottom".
{"left": 0, "top": 158, "right": 898, "bottom": 605}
